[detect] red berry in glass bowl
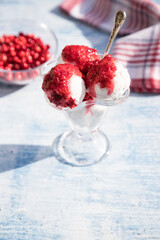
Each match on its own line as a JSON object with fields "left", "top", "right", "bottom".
{"left": 0, "top": 19, "right": 58, "bottom": 85}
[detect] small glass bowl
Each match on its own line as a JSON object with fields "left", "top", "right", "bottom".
{"left": 0, "top": 18, "right": 58, "bottom": 85}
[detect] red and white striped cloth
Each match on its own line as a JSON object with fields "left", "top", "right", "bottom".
{"left": 61, "top": 0, "right": 160, "bottom": 93}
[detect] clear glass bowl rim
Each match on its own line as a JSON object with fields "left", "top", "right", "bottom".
{"left": 41, "top": 56, "right": 130, "bottom": 112}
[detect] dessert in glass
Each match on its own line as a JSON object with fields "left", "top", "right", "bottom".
{"left": 41, "top": 11, "right": 130, "bottom": 166}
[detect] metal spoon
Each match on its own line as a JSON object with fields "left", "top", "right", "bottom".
{"left": 104, "top": 10, "right": 126, "bottom": 57}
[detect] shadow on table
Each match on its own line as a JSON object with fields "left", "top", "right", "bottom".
{"left": 0, "top": 144, "right": 54, "bottom": 173}
{"left": 0, "top": 82, "right": 24, "bottom": 98}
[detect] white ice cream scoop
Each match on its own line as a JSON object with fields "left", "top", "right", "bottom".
{"left": 42, "top": 63, "right": 86, "bottom": 109}
{"left": 94, "top": 61, "right": 131, "bottom": 101}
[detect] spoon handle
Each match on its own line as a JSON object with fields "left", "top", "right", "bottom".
{"left": 104, "top": 10, "right": 126, "bottom": 57}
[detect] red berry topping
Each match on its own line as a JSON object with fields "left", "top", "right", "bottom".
{"left": 42, "top": 63, "right": 83, "bottom": 109}
{"left": 86, "top": 54, "right": 117, "bottom": 97}
{"left": 62, "top": 45, "right": 101, "bottom": 74}
{"left": 83, "top": 92, "right": 93, "bottom": 101}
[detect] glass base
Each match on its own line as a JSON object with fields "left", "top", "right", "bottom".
{"left": 53, "top": 130, "right": 110, "bottom": 167}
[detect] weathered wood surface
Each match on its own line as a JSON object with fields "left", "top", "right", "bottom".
{"left": 0, "top": 0, "right": 160, "bottom": 239}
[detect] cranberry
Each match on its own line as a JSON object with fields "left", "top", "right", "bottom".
{"left": 34, "top": 45, "right": 41, "bottom": 53}
{"left": 10, "top": 51, "right": 16, "bottom": 57}
{"left": 6, "top": 73, "right": 13, "bottom": 81}
{"left": 15, "top": 72, "right": 22, "bottom": 80}
{"left": 14, "top": 63, "right": 21, "bottom": 70}
{"left": 35, "top": 60, "right": 41, "bottom": 66}
{"left": 9, "top": 46, "right": 15, "bottom": 52}
{"left": 5, "top": 64, "right": 12, "bottom": 70}
{"left": 21, "top": 62, "right": 29, "bottom": 69}
{"left": 18, "top": 50, "right": 25, "bottom": 58}
{"left": 39, "top": 56, "right": 45, "bottom": 62}
{"left": 0, "top": 53, "right": 8, "bottom": 62}
{"left": 13, "top": 56, "right": 21, "bottom": 63}
{"left": 0, "top": 32, "right": 51, "bottom": 82}
{"left": 0, "top": 62, "right": 4, "bottom": 68}
{"left": 26, "top": 55, "right": 33, "bottom": 63}
{"left": 1, "top": 44, "right": 9, "bottom": 52}
{"left": 32, "top": 52, "right": 39, "bottom": 60}
{"left": 15, "top": 44, "right": 21, "bottom": 50}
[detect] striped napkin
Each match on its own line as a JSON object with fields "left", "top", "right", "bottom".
{"left": 61, "top": 0, "right": 160, "bottom": 93}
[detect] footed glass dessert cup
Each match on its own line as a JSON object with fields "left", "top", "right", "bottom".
{"left": 42, "top": 59, "right": 130, "bottom": 167}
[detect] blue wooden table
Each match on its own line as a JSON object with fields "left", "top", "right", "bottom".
{"left": 0, "top": 0, "right": 160, "bottom": 239}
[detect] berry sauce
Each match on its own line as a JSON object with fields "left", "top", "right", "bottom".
{"left": 62, "top": 45, "right": 101, "bottom": 75}
{"left": 42, "top": 63, "right": 83, "bottom": 109}
{"left": 86, "top": 54, "right": 117, "bottom": 97}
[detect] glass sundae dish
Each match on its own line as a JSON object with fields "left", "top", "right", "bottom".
{"left": 41, "top": 10, "right": 130, "bottom": 166}
{"left": 53, "top": 89, "right": 129, "bottom": 167}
